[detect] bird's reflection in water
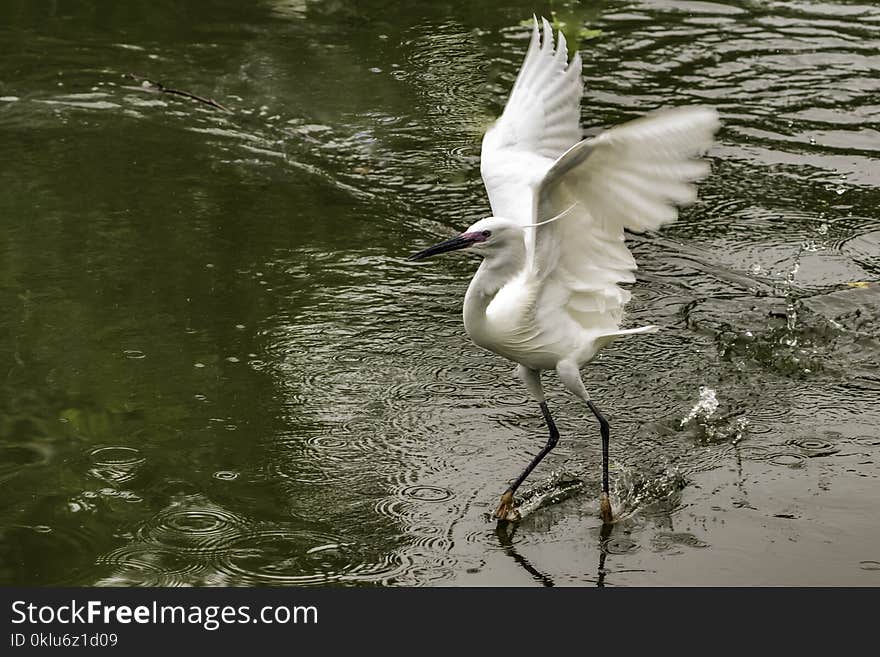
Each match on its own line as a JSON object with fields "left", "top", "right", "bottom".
{"left": 596, "top": 521, "right": 613, "bottom": 588}
{"left": 494, "top": 520, "right": 616, "bottom": 587}
{"left": 493, "top": 522, "right": 555, "bottom": 587}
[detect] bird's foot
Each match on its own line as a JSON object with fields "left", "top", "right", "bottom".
{"left": 599, "top": 492, "right": 614, "bottom": 524}
{"left": 494, "top": 490, "right": 521, "bottom": 522}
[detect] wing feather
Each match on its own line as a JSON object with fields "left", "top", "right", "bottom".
{"left": 478, "top": 19, "right": 719, "bottom": 339}
{"left": 533, "top": 106, "right": 720, "bottom": 330}
{"left": 480, "top": 17, "right": 583, "bottom": 226}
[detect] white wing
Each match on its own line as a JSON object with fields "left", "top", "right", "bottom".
{"left": 533, "top": 106, "right": 721, "bottom": 332}
{"left": 480, "top": 17, "right": 583, "bottom": 227}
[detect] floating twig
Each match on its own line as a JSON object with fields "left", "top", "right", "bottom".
{"left": 123, "top": 73, "right": 231, "bottom": 113}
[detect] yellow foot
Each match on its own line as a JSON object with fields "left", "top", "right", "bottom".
{"left": 494, "top": 491, "right": 521, "bottom": 522}
{"left": 599, "top": 492, "right": 614, "bottom": 524}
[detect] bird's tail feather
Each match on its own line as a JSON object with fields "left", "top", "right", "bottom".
{"left": 594, "top": 325, "right": 659, "bottom": 351}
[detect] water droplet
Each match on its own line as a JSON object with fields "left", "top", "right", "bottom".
{"left": 123, "top": 350, "right": 146, "bottom": 359}
{"left": 194, "top": 362, "right": 205, "bottom": 368}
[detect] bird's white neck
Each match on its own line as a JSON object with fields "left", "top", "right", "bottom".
{"left": 463, "top": 238, "right": 527, "bottom": 339}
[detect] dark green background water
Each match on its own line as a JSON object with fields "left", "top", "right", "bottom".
{"left": 1, "top": 0, "right": 878, "bottom": 586}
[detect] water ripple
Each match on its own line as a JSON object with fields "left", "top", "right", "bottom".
{"left": 136, "top": 497, "right": 251, "bottom": 554}
{"left": 214, "top": 529, "right": 401, "bottom": 586}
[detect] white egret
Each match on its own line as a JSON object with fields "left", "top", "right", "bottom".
{"left": 409, "top": 17, "right": 719, "bottom": 523}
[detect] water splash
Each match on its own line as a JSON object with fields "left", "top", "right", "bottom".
{"left": 504, "top": 469, "right": 587, "bottom": 520}
{"left": 613, "top": 463, "right": 688, "bottom": 519}
{"left": 782, "top": 257, "right": 801, "bottom": 343}
{"left": 680, "top": 386, "right": 719, "bottom": 426}
{"left": 680, "top": 387, "right": 749, "bottom": 444}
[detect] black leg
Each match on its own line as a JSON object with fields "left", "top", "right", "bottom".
{"left": 509, "top": 402, "right": 559, "bottom": 493}
{"left": 586, "top": 400, "right": 613, "bottom": 523}
{"left": 597, "top": 520, "right": 613, "bottom": 587}
{"left": 494, "top": 401, "right": 559, "bottom": 520}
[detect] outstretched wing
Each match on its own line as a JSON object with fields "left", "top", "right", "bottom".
{"left": 533, "top": 106, "right": 721, "bottom": 331}
{"left": 480, "top": 17, "right": 583, "bottom": 227}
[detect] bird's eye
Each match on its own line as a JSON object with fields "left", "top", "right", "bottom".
{"left": 481, "top": 230, "right": 492, "bottom": 238}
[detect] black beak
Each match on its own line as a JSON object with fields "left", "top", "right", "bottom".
{"left": 408, "top": 234, "right": 475, "bottom": 261}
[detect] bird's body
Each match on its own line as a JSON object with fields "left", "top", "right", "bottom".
{"left": 410, "top": 17, "right": 719, "bottom": 522}
{"left": 463, "top": 259, "right": 620, "bottom": 372}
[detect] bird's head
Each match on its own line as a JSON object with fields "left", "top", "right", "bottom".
{"left": 408, "top": 217, "right": 522, "bottom": 261}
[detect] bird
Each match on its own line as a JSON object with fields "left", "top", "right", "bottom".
{"left": 408, "top": 17, "right": 719, "bottom": 523}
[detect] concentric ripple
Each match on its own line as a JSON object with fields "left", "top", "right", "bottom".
{"left": 766, "top": 452, "right": 808, "bottom": 468}
{"left": 214, "top": 529, "right": 401, "bottom": 585}
{"left": 136, "top": 497, "right": 252, "bottom": 555}
{"left": 95, "top": 544, "right": 208, "bottom": 587}
{"left": 399, "top": 485, "right": 454, "bottom": 503}
{"left": 88, "top": 446, "right": 146, "bottom": 484}
{"left": 603, "top": 536, "right": 641, "bottom": 556}
{"left": 788, "top": 436, "right": 840, "bottom": 458}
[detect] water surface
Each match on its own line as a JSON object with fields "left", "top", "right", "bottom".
{"left": 1, "top": 0, "right": 878, "bottom": 586}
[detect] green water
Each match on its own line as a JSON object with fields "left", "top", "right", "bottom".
{"left": 1, "top": 0, "right": 878, "bottom": 586}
